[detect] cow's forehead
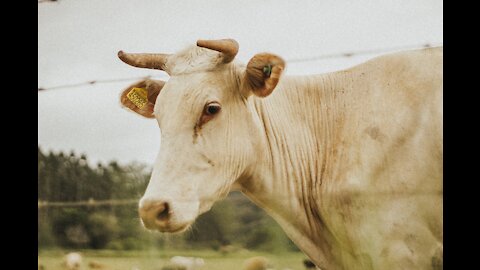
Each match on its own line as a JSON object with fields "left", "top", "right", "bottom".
{"left": 165, "top": 45, "right": 226, "bottom": 75}
{"left": 162, "top": 70, "right": 235, "bottom": 101}
{"left": 153, "top": 71, "right": 232, "bottom": 119}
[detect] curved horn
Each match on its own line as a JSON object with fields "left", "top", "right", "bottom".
{"left": 196, "top": 39, "right": 239, "bottom": 63}
{"left": 117, "top": 51, "right": 170, "bottom": 71}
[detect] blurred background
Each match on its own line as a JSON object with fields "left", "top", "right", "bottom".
{"left": 38, "top": 0, "right": 442, "bottom": 269}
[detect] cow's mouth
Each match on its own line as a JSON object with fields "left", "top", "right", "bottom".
{"left": 158, "top": 222, "right": 191, "bottom": 234}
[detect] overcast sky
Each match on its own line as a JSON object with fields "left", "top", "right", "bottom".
{"left": 38, "top": 0, "right": 443, "bottom": 166}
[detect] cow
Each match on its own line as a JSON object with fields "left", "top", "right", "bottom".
{"left": 242, "top": 256, "right": 272, "bottom": 270}
{"left": 169, "top": 256, "right": 205, "bottom": 270}
{"left": 63, "top": 252, "right": 82, "bottom": 270}
{"left": 117, "top": 39, "right": 442, "bottom": 270}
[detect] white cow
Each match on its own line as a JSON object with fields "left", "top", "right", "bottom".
{"left": 117, "top": 39, "right": 442, "bottom": 269}
{"left": 63, "top": 252, "right": 82, "bottom": 270}
{"left": 170, "top": 256, "right": 204, "bottom": 270}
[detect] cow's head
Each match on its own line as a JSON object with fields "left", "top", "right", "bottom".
{"left": 118, "top": 39, "right": 285, "bottom": 233}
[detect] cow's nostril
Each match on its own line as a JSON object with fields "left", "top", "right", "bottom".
{"left": 139, "top": 200, "right": 174, "bottom": 230}
{"left": 156, "top": 202, "right": 170, "bottom": 221}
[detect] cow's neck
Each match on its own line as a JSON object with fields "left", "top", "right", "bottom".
{"left": 237, "top": 73, "right": 351, "bottom": 269}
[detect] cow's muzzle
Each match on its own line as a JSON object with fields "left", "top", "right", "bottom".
{"left": 138, "top": 199, "right": 190, "bottom": 233}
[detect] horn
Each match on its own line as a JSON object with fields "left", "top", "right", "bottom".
{"left": 196, "top": 39, "right": 239, "bottom": 63}
{"left": 117, "top": 51, "right": 170, "bottom": 71}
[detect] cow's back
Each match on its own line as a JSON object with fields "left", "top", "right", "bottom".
{"left": 318, "top": 47, "right": 443, "bottom": 269}
{"left": 340, "top": 47, "right": 443, "bottom": 191}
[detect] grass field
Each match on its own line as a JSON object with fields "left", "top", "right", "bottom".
{"left": 38, "top": 249, "right": 308, "bottom": 270}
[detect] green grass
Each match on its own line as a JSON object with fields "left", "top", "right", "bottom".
{"left": 38, "top": 249, "right": 308, "bottom": 270}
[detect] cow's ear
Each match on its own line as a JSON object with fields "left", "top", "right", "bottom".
{"left": 242, "top": 53, "right": 285, "bottom": 98}
{"left": 120, "top": 79, "right": 165, "bottom": 118}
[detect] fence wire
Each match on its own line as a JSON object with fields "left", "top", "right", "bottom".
{"left": 37, "top": 198, "right": 139, "bottom": 208}
{"left": 38, "top": 189, "right": 442, "bottom": 209}
{"left": 37, "top": 43, "right": 441, "bottom": 92}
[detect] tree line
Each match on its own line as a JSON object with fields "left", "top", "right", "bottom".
{"left": 38, "top": 147, "right": 298, "bottom": 252}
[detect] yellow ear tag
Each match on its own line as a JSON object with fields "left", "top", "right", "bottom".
{"left": 126, "top": 87, "right": 148, "bottom": 109}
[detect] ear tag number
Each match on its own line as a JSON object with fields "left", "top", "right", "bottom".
{"left": 127, "top": 87, "right": 148, "bottom": 109}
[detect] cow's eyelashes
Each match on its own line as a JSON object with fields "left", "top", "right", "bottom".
{"left": 204, "top": 102, "right": 221, "bottom": 116}
{"left": 197, "top": 102, "right": 221, "bottom": 129}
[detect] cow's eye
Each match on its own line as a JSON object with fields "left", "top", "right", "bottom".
{"left": 204, "top": 102, "right": 221, "bottom": 116}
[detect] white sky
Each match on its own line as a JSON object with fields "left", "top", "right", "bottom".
{"left": 38, "top": 0, "right": 443, "bottom": 166}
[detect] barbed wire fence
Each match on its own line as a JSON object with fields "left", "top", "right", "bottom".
{"left": 285, "top": 43, "right": 436, "bottom": 63}
{"left": 37, "top": 198, "right": 139, "bottom": 208}
{"left": 37, "top": 189, "right": 442, "bottom": 209}
{"left": 37, "top": 76, "right": 159, "bottom": 92}
{"left": 37, "top": 42, "right": 441, "bottom": 92}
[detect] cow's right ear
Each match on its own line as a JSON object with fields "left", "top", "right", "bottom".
{"left": 120, "top": 79, "right": 165, "bottom": 118}
{"left": 241, "top": 53, "right": 285, "bottom": 98}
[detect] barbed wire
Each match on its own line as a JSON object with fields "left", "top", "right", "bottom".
{"left": 37, "top": 196, "right": 248, "bottom": 208}
{"left": 38, "top": 189, "right": 442, "bottom": 209}
{"left": 37, "top": 75, "right": 156, "bottom": 92}
{"left": 287, "top": 42, "right": 439, "bottom": 63}
{"left": 38, "top": 198, "right": 139, "bottom": 208}
{"left": 37, "top": 42, "right": 441, "bottom": 92}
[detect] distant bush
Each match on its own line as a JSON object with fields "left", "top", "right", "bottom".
{"left": 121, "top": 237, "right": 145, "bottom": 250}
{"left": 85, "top": 213, "right": 119, "bottom": 249}
{"left": 50, "top": 208, "right": 90, "bottom": 248}
{"left": 105, "top": 240, "right": 123, "bottom": 250}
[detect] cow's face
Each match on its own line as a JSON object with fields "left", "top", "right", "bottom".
{"left": 118, "top": 39, "right": 284, "bottom": 233}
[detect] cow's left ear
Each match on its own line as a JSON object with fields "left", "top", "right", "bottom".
{"left": 242, "top": 53, "right": 285, "bottom": 98}
{"left": 120, "top": 79, "right": 165, "bottom": 118}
